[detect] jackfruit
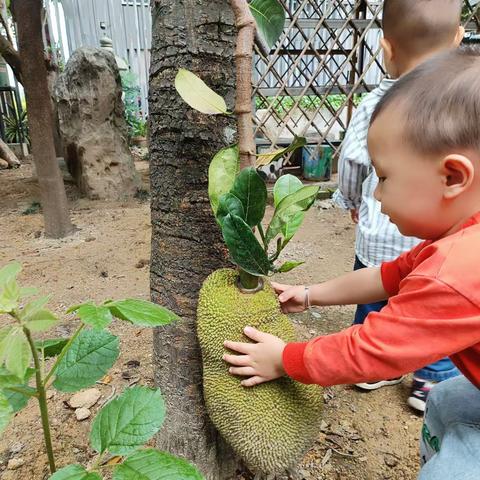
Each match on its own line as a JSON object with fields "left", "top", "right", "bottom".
{"left": 197, "top": 268, "right": 323, "bottom": 474}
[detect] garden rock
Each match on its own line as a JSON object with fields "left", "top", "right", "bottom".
{"left": 68, "top": 388, "right": 101, "bottom": 409}
{"left": 75, "top": 407, "right": 91, "bottom": 421}
{"left": 55, "top": 47, "right": 139, "bottom": 200}
{"left": 7, "top": 458, "right": 25, "bottom": 470}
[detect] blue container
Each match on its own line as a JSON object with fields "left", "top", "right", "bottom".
{"left": 302, "top": 144, "right": 332, "bottom": 181}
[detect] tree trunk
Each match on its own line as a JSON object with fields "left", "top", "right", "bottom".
{"left": 149, "top": 1, "right": 241, "bottom": 478}
{"left": 13, "top": 0, "right": 72, "bottom": 238}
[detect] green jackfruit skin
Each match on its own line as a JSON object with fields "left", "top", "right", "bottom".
{"left": 197, "top": 269, "right": 323, "bottom": 474}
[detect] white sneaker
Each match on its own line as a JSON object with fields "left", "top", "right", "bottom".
{"left": 355, "top": 377, "right": 404, "bottom": 391}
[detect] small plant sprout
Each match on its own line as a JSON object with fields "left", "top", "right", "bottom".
{"left": 0, "top": 262, "right": 204, "bottom": 479}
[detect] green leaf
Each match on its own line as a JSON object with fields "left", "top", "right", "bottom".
{"left": 25, "top": 309, "right": 58, "bottom": 332}
{"left": 175, "top": 69, "right": 228, "bottom": 115}
{"left": 276, "top": 260, "right": 305, "bottom": 273}
{"left": 19, "top": 286, "right": 38, "bottom": 298}
{"left": 273, "top": 174, "right": 304, "bottom": 207}
{"left": 265, "top": 185, "right": 319, "bottom": 245}
{"left": 3, "top": 384, "right": 36, "bottom": 413}
{"left": 66, "top": 303, "right": 84, "bottom": 314}
{"left": 249, "top": 0, "right": 286, "bottom": 49}
{"left": 0, "top": 327, "right": 31, "bottom": 379}
{"left": 208, "top": 145, "right": 240, "bottom": 215}
{"left": 272, "top": 175, "right": 307, "bottom": 245}
{"left": 256, "top": 136, "right": 306, "bottom": 167}
{"left": 0, "top": 279, "right": 20, "bottom": 313}
{"left": 35, "top": 338, "right": 70, "bottom": 358}
{"left": 78, "top": 304, "right": 113, "bottom": 330}
{"left": 18, "top": 295, "right": 50, "bottom": 321}
{"left": 106, "top": 299, "right": 179, "bottom": 327}
{"left": 221, "top": 214, "right": 271, "bottom": 276}
{"left": 216, "top": 193, "right": 245, "bottom": 226}
{"left": 49, "top": 464, "right": 102, "bottom": 480}
{"left": 53, "top": 329, "right": 119, "bottom": 392}
{"left": 0, "top": 262, "right": 21, "bottom": 288}
{"left": 281, "top": 211, "right": 305, "bottom": 246}
{"left": 0, "top": 366, "right": 26, "bottom": 388}
{"left": 90, "top": 386, "right": 166, "bottom": 455}
{"left": 230, "top": 167, "right": 267, "bottom": 227}
{"left": 113, "top": 449, "right": 204, "bottom": 480}
{"left": 0, "top": 391, "right": 13, "bottom": 434}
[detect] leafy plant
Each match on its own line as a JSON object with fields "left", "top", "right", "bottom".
{"left": 255, "top": 94, "right": 365, "bottom": 117}
{"left": 3, "top": 107, "right": 30, "bottom": 146}
{"left": 120, "top": 70, "right": 147, "bottom": 139}
{"left": 0, "top": 262, "right": 203, "bottom": 479}
{"left": 175, "top": 0, "right": 318, "bottom": 289}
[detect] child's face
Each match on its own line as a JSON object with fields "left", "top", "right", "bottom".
{"left": 368, "top": 107, "right": 447, "bottom": 240}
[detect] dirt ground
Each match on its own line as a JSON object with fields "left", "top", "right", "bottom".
{"left": 0, "top": 161, "right": 421, "bottom": 479}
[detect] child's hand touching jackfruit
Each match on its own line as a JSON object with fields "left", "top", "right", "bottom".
{"left": 271, "top": 282, "right": 308, "bottom": 313}
{"left": 224, "top": 326, "right": 286, "bottom": 386}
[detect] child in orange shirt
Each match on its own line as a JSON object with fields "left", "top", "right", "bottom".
{"left": 224, "top": 47, "right": 480, "bottom": 478}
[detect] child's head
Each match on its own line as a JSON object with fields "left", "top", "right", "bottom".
{"left": 381, "top": 0, "right": 464, "bottom": 77}
{"left": 368, "top": 46, "right": 480, "bottom": 240}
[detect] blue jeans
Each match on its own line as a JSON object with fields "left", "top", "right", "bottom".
{"left": 353, "top": 256, "right": 460, "bottom": 382}
{"left": 419, "top": 376, "right": 480, "bottom": 479}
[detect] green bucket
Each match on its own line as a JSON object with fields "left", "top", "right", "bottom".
{"left": 302, "top": 144, "right": 332, "bottom": 181}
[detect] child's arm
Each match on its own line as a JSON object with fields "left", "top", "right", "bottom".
{"left": 223, "top": 267, "right": 388, "bottom": 386}
{"left": 273, "top": 266, "right": 388, "bottom": 313}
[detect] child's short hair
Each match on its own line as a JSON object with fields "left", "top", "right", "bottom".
{"left": 371, "top": 46, "right": 480, "bottom": 156}
{"left": 383, "top": 0, "right": 462, "bottom": 56}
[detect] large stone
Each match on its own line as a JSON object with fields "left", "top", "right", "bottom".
{"left": 55, "top": 47, "right": 139, "bottom": 200}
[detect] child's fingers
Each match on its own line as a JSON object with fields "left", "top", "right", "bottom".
{"left": 223, "top": 353, "right": 250, "bottom": 365}
{"left": 271, "top": 282, "right": 289, "bottom": 294}
{"left": 278, "top": 288, "right": 298, "bottom": 303}
{"left": 241, "top": 376, "right": 266, "bottom": 387}
{"left": 228, "top": 366, "right": 256, "bottom": 376}
{"left": 223, "top": 340, "right": 252, "bottom": 354}
{"left": 243, "top": 326, "right": 271, "bottom": 343}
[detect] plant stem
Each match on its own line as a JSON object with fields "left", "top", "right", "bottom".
{"left": 44, "top": 322, "right": 85, "bottom": 387}
{"left": 257, "top": 223, "right": 267, "bottom": 250}
{"left": 238, "top": 268, "right": 260, "bottom": 290}
{"left": 24, "top": 327, "right": 56, "bottom": 474}
{"left": 229, "top": 0, "right": 256, "bottom": 168}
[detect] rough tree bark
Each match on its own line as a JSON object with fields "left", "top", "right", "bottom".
{"left": 13, "top": 0, "right": 72, "bottom": 238}
{"left": 149, "top": 1, "right": 242, "bottom": 478}
{"left": 229, "top": 0, "right": 256, "bottom": 169}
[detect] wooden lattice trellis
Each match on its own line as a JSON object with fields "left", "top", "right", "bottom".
{"left": 253, "top": 0, "right": 480, "bottom": 176}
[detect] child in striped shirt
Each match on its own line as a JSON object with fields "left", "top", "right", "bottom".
{"left": 333, "top": 0, "right": 464, "bottom": 411}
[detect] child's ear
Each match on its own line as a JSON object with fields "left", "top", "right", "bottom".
{"left": 380, "top": 37, "right": 397, "bottom": 77}
{"left": 380, "top": 37, "right": 393, "bottom": 62}
{"left": 442, "top": 154, "right": 474, "bottom": 199}
{"left": 453, "top": 26, "right": 465, "bottom": 47}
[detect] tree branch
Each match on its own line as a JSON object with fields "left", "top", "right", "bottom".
{"left": 229, "top": 0, "right": 256, "bottom": 169}
{"left": 0, "top": 32, "right": 22, "bottom": 84}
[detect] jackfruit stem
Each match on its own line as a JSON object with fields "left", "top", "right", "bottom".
{"left": 238, "top": 269, "right": 261, "bottom": 290}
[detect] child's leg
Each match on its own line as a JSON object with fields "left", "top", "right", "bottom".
{"left": 415, "top": 357, "right": 460, "bottom": 383}
{"left": 418, "top": 376, "right": 480, "bottom": 480}
{"left": 352, "top": 256, "right": 387, "bottom": 325}
{"left": 409, "top": 358, "right": 461, "bottom": 412}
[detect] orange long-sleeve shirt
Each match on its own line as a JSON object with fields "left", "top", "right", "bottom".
{"left": 283, "top": 213, "right": 480, "bottom": 388}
